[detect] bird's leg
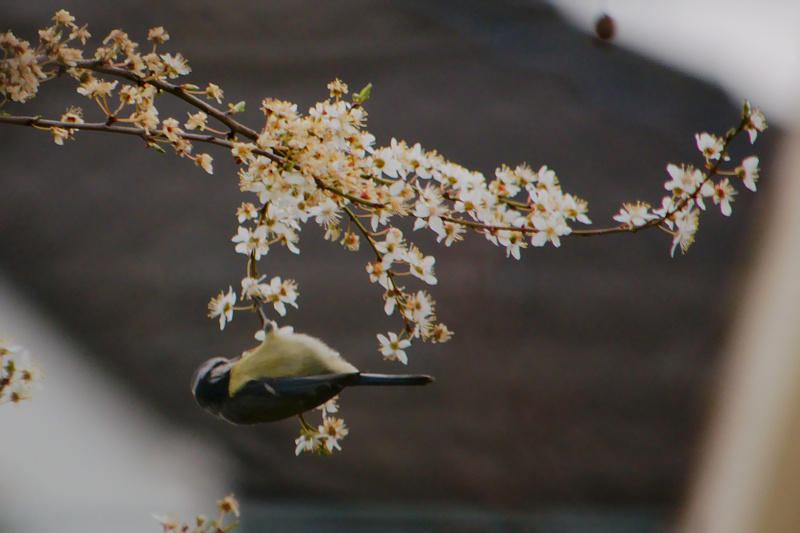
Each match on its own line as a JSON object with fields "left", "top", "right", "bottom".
{"left": 256, "top": 305, "right": 278, "bottom": 336}
{"left": 256, "top": 304, "right": 269, "bottom": 330}
{"left": 297, "top": 413, "right": 314, "bottom": 432}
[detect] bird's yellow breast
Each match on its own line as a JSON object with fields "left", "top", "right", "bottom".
{"left": 228, "top": 330, "right": 358, "bottom": 396}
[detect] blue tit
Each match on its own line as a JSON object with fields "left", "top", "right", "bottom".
{"left": 191, "top": 322, "right": 433, "bottom": 424}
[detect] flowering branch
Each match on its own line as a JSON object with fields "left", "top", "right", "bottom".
{"left": 0, "top": 11, "right": 767, "bottom": 451}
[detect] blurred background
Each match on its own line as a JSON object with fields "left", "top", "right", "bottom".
{"left": 0, "top": 1, "right": 797, "bottom": 532}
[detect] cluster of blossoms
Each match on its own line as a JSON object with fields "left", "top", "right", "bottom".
{"left": 613, "top": 100, "right": 765, "bottom": 256}
{"left": 0, "top": 338, "right": 42, "bottom": 405}
{"left": 214, "top": 82, "right": 601, "bottom": 351}
{"left": 293, "top": 398, "right": 349, "bottom": 455}
{"left": 217, "top": 83, "right": 459, "bottom": 351}
{"left": 153, "top": 494, "right": 240, "bottom": 533}
{"left": 1, "top": 11, "right": 215, "bottom": 172}
{"left": 0, "top": 13, "right": 767, "bottom": 450}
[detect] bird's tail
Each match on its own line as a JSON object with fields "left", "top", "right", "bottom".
{"left": 350, "top": 373, "right": 434, "bottom": 386}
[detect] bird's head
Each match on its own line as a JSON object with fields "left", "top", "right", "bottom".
{"left": 191, "top": 357, "right": 234, "bottom": 416}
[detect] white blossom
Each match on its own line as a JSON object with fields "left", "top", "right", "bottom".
{"left": 613, "top": 202, "right": 658, "bottom": 228}
{"left": 208, "top": 287, "right": 236, "bottom": 330}
{"left": 738, "top": 156, "right": 760, "bottom": 192}
{"left": 377, "top": 332, "right": 411, "bottom": 364}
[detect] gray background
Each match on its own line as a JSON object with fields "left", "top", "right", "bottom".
{"left": 0, "top": 0, "right": 778, "bottom": 527}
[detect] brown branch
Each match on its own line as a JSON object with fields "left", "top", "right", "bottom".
{"left": 0, "top": 113, "right": 384, "bottom": 209}
{"left": 342, "top": 205, "right": 414, "bottom": 335}
{"left": 68, "top": 59, "right": 260, "bottom": 140}
{"left": 0, "top": 114, "right": 217, "bottom": 142}
{"left": 439, "top": 121, "right": 748, "bottom": 239}
{"left": 440, "top": 214, "right": 636, "bottom": 237}
{"left": 67, "top": 59, "right": 388, "bottom": 208}
{"left": 4, "top": 57, "right": 751, "bottom": 245}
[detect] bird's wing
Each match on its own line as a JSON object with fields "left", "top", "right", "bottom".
{"left": 221, "top": 373, "right": 356, "bottom": 424}
{"left": 255, "top": 373, "right": 359, "bottom": 396}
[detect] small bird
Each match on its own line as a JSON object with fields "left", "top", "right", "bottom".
{"left": 191, "top": 322, "right": 434, "bottom": 424}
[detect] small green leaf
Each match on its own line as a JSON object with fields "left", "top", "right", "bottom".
{"left": 353, "top": 83, "right": 372, "bottom": 104}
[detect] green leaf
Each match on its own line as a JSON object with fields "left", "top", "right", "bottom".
{"left": 353, "top": 83, "right": 372, "bottom": 104}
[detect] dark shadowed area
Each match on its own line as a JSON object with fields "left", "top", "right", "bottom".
{"left": 0, "top": 0, "right": 779, "bottom": 530}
